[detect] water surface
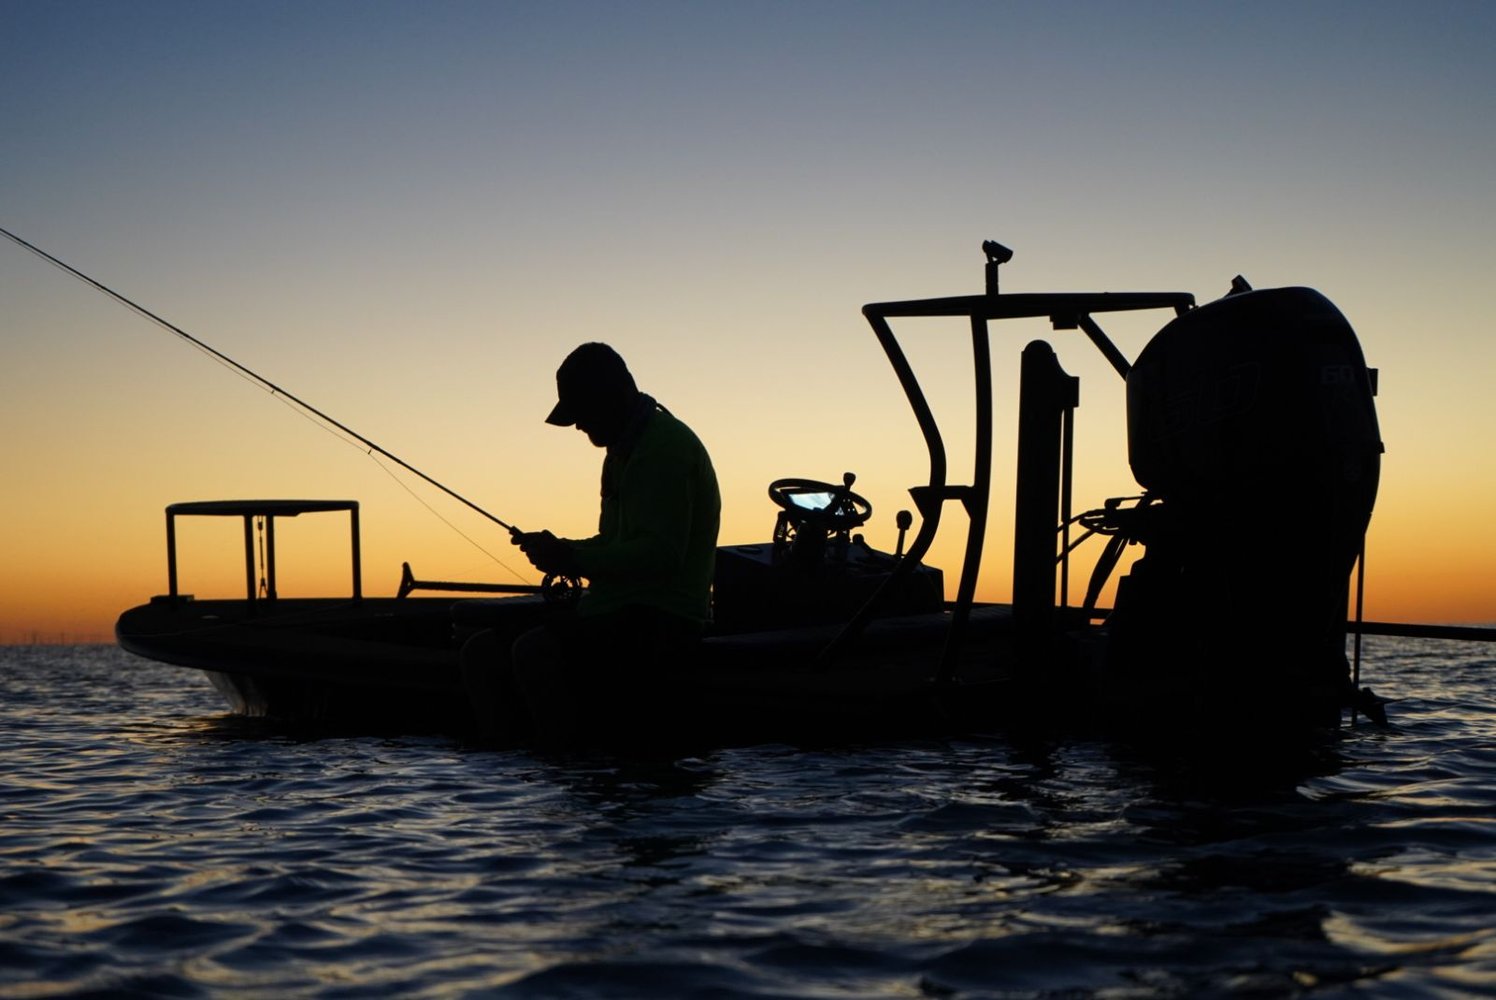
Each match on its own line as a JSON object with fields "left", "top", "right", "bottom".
{"left": 1, "top": 640, "right": 1493, "bottom": 997}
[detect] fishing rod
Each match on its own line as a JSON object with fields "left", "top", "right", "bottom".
{"left": 0, "top": 224, "right": 522, "bottom": 536}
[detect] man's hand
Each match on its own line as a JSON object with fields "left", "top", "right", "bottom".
{"left": 512, "top": 530, "right": 581, "bottom": 577}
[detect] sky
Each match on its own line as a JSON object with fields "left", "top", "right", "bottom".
{"left": 2, "top": 0, "right": 1494, "bottom": 642}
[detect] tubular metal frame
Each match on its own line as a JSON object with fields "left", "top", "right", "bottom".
{"left": 820, "top": 287, "right": 1194, "bottom": 683}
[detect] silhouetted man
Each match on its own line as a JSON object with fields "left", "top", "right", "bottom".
{"left": 463, "top": 342, "right": 720, "bottom": 744}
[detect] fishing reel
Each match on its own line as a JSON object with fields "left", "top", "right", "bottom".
{"left": 508, "top": 529, "right": 585, "bottom": 605}
{"left": 540, "top": 573, "right": 584, "bottom": 605}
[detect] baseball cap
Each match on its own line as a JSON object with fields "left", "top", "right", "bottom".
{"left": 546, "top": 342, "right": 637, "bottom": 426}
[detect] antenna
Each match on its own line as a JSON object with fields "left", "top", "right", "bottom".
{"left": 982, "top": 240, "right": 1013, "bottom": 295}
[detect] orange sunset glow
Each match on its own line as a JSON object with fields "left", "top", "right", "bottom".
{"left": 3, "top": 3, "right": 1495, "bottom": 642}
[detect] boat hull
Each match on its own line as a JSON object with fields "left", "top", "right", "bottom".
{"left": 117, "top": 595, "right": 520, "bottom": 729}
{"left": 118, "top": 593, "right": 1353, "bottom": 749}
{"left": 117, "top": 594, "right": 1034, "bottom": 740}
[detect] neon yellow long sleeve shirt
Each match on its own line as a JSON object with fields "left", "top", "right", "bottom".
{"left": 567, "top": 408, "right": 720, "bottom": 626}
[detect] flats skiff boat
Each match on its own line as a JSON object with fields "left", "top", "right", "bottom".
{"left": 117, "top": 244, "right": 1396, "bottom": 747}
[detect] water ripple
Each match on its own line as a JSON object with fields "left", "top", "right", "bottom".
{"left": 1, "top": 639, "right": 1493, "bottom": 996}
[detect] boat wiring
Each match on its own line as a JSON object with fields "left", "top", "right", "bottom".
{"left": 257, "top": 517, "right": 269, "bottom": 599}
{"left": 1352, "top": 543, "right": 1367, "bottom": 725}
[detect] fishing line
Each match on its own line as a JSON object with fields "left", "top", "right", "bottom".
{"left": 366, "top": 450, "right": 528, "bottom": 580}
{"left": 1, "top": 223, "right": 529, "bottom": 558}
{"left": 256, "top": 387, "right": 526, "bottom": 577}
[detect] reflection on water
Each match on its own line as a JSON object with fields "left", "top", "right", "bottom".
{"left": 1, "top": 639, "right": 1493, "bottom": 997}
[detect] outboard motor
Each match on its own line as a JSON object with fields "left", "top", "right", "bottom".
{"left": 1104, "top": 283, "right": 1382, "bottom": 724}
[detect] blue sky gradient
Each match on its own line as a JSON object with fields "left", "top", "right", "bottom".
{"left": 3, "top": 1, "right": 1494, "bottom": 637}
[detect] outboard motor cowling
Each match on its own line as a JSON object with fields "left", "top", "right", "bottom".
{"left": 1109, "top": 286, "right": 1382, "bottom": 721}
{"left": 1128, "top": 286, "right": 1381, "bottom": 502}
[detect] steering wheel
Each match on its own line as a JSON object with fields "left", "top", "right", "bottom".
{"left": 768, "top": 475, "right": 872, "bottom": 535}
